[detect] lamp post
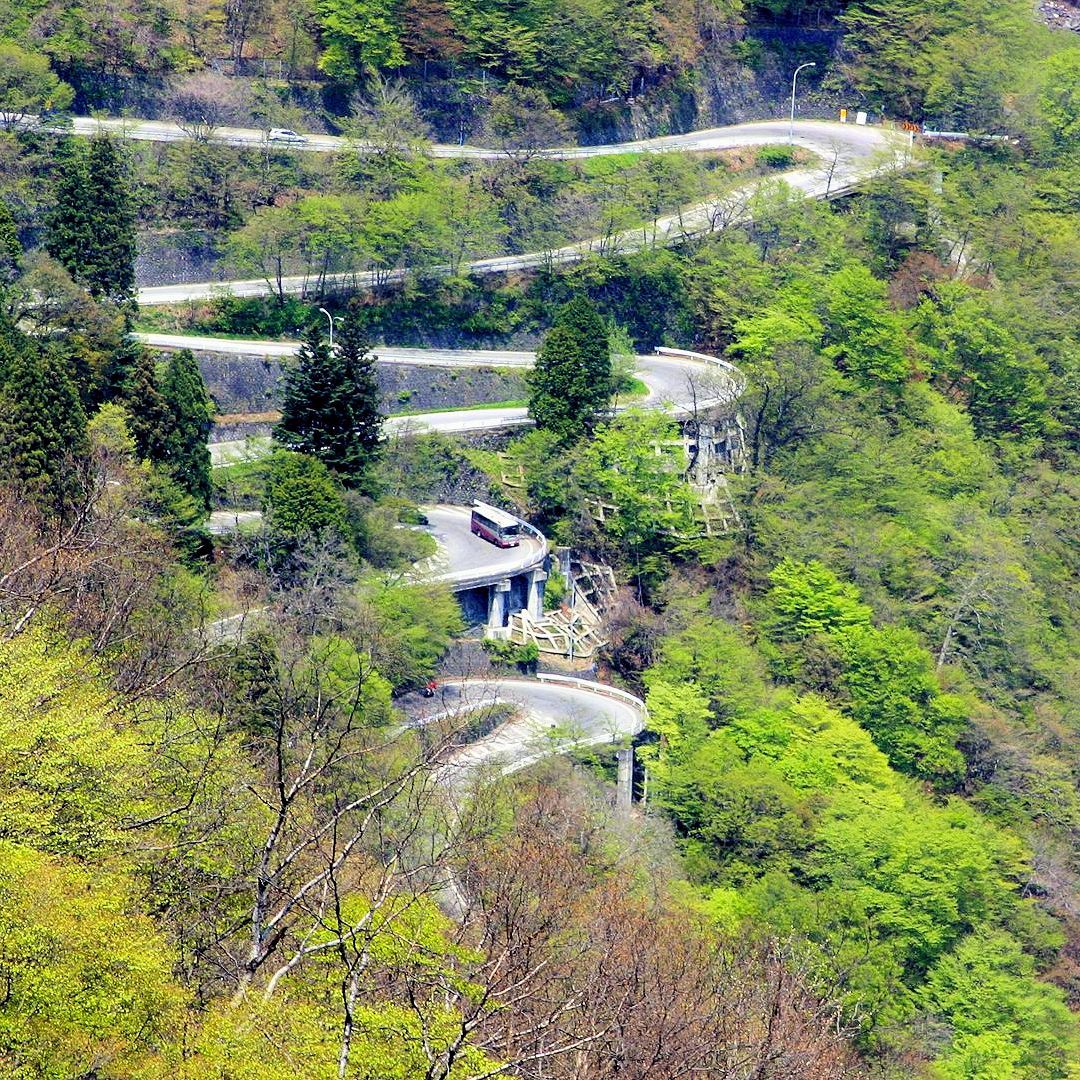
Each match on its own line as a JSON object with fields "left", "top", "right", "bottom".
{"left": 318, "top": 307, "right": 335, "bottom": 348}
{"left": 789, "top": 61, "right": 816, "bottom": 143}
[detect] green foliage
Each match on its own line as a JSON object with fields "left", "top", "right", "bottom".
{"left": 760, "top": 557, "right": 872, "bottom": 642}
{"left": 574, "top": 409, "right": 704, "bottom": 573}
{"left": 760, "top": 560, "right": 966, "bottom": 784}
{"left": 482, "top": 637, "right": 540, "bottom": 668}
{"left": 0, "top": 841, "right": 185, "bottom": 1078}
{"left": 317, "top": 0, "right": 405, "bottom": 79}
{"left": 0, "top": 628, "right": 145, "bottom": 857}
{"left": 0, "top": 42, "right": 73, "bottom": 121}
{"left": 644, "top": 616, "right": 1076, "bottom": 1072}
{"left": 105, "top": 340, "right": 171, "bottom": 455}
{"left": 0, "top": 337, "right": 87, "bottom": 512}
{"left": 912, "top": 282, "right": 1050, "bottom": 445}
{"left": 158, "top": 348, "right": 213, "bottom": 509}
{"left": 276, "top": 322, "right": 384, "bottom": 489}
{"left": 263, "top": 449, "right": 349, "bottom": 539}
{"left": 366, "top": 579, "right": 465, "bottom": 688}
{"left": 819, "top": 263, "right": 910, "bottom": 390}
{"left": 921, "top": 931, "right": 1080, "bottom": 1079}
{"left": 838, "top": 0, "right": 1038, "bottom": 127}
{"left": 0, "top": 200, "right": 21, "bottom": 287}
{"left": 757, "top": 145, "right": 796, "bottom": 169}
{"left": 832, "top": 622, "right": 967, "bottom": 781}
{"left": 45, "top": 137, "right": 136, "bottom": 302}
{"left": 527, "top": 294, "right": 612, "bottom": 441}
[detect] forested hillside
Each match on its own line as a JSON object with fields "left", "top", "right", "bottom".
{"left": 2, "top": 0, "right": 1080, "bottom": 1075}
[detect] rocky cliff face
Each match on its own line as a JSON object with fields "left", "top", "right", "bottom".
{"left": 1040, "top": 0, "right": 1080, "bottom": 30}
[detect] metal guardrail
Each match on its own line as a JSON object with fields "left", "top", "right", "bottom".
{"left": 438, "top": 673, "right": 647, "bottom": 722}
{"left": 654, "top": 346, "right": 746, "bottom": 390}
{"left": 534, "top": 672, "right": 648, "bottom": 719}
{"left": 515, "top": 515, "right": 550, "bottom": 561}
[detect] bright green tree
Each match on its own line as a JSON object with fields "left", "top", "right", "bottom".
{"left": 158, "top": 348, "right": 213, "bottom": 510}
{"left": 263, "top": 450, "right": 348, "bottom": 539}
{"left": 913, "top": 283, "right": 1049, "bottom": 444}
{"left": 575, "top": 409, "right": 698, "bottom": 554}
{"left": 0, "top": 842, "right": 185, "bottom": 1077}
{"left": 527, "top": 294, "right": 612, "bottom": 441}
{"left": 819, "top": 263, "right": 910, "bottom": 391}
{"left": 0, "top": 42, "right": 73, "bottom": 125}
{"left": 316, "top": 0, "right": 404, "bottom": 80}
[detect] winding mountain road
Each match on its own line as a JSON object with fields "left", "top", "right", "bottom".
{"left": 421, "top": 676, "right": 646, "bottom": 784}
{"left": 126, "top": 116, "right": 898, "bottom": 771}
{"left": 129, "top": 120, "right": 903, "bottom": 307}
{"left": 141, "top": 332, "right": 740, "bottom": 464}
{"left": 46, "top": 114, "right": 890, "bottom": 164}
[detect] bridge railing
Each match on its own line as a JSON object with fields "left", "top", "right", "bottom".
{"left": 534, "top": 672, "right": 648, "bottom": 720}
{"left": 437, "top": 673, "right": 647, "bottom": 722}
{"left": 654, "top": 346, "right": 746, "bottom": 391}
{"left": 515, "top": 515, "right": 550, "bottom": 561}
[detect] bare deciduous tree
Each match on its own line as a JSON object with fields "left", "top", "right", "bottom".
{"left": 167, "top": 71, "right": 252, "bottom": 141}
{"left": 392, "top": 783, "right": 862, "bottom": 1080}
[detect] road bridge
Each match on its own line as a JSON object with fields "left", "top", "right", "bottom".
{"left": 419, "top": 504, "right": 548, "bottom": 633}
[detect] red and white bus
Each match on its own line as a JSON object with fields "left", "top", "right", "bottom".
{"left": 470, "top": 502, "right": 521, "bottom": 548}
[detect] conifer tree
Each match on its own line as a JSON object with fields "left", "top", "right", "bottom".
{"left": 275, "top": 319, "right": 384, "bottom": 488}
{"left": 0, "top": 339, "right": 88, "bottom": 512}
{"left": 104, "top": 339, "right": 171, "bottom": 459}
{"left": 334, "top": 316, "right": 384, "bottom": 491}
{"left": 0, "top": 201, "right": 21, "bottom": 288}
{"left": 44, "top": 139, "right": 93, "bottom": 289}
{"left": 45, "top": 137, "right": 136, "bottom": 301}
{"left": 527, "top": 294, "right": 612, "bottom": 441}
{"left": 158, "top": 348, "right": 213, "bottom": 510}
{"left": 84, "top": 137, "right": 137, "bottom": 301}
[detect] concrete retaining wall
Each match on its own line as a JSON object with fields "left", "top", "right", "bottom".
{"left": 189, "top": 349, "right": 526, "bottom": 415}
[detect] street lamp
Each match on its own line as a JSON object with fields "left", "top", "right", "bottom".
{"left": 318, "top": 307, "right": 335, "bottom": 348}
{"left": 789, "top": 61, "right": 816, "bottom": 143}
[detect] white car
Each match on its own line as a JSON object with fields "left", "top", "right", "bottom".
{"left": 268, "top": 128, "right": 305, "bottom": 143}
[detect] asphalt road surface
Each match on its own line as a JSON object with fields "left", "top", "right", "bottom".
{"left": 140, "top": 333, "right": 739, "bottom": 421}
{"left": 418, "top": 677, "right": 646, "bottom": 783}
{"left": 418, "top": 504, "right": 547, "bottom": 590}
{"left": 33, "top": 114, "right": 892, "bottom": 164}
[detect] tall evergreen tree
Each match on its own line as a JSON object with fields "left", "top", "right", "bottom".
{"left": 275, "top": 319, "right": 384, "bottom": 488}
{"left": 334, "top": 317, "right": 384, "bottom": 491}
{"left": 44, "top": 139, "right": 93, "bottom": 289}
{"left": 158, "top": 348, "right": 213, "bottom": 510}
{"left": 527, "top": 294, "right": 612, "bottom": 441}
{"left": 45, "top": 136, "right": 136, "bottom": 301}
{"left": 0, "top": 337, "right": 88, "bottom": 512}
{"left": 104, "top": 339, "right": 171, "bottom": 460}
{"left": 84, "top": 137, "right": 136, "bottom": 301}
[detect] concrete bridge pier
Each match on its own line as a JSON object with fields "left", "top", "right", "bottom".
{"left": 616, "top": 746, "right": 634, "bottom": 813}
{"left": 527, "top": 568, "right": 547, "bottom": 618}
{"left": 487, "top": 580, "right": 512, "bottom": 636}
